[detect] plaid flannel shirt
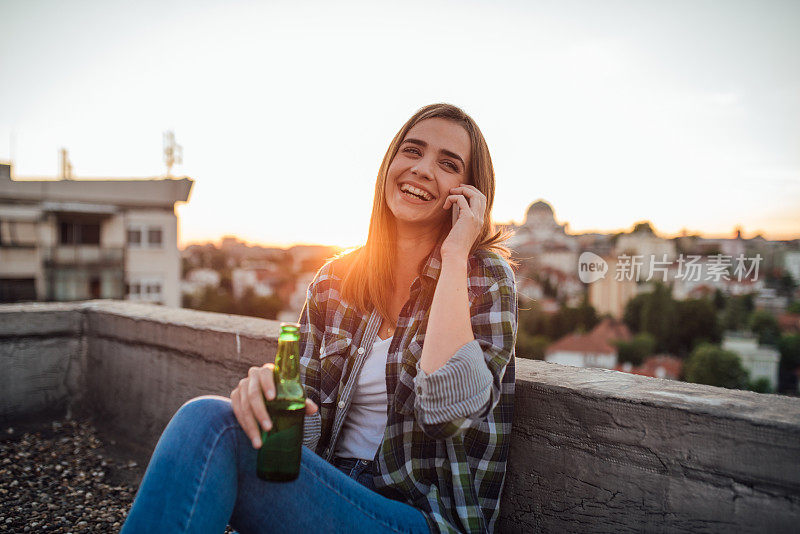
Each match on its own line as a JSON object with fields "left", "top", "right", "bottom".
{"left": 297, "top": 239, "right": 518, "bottom": 533}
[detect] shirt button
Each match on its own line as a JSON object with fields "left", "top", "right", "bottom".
{"left": 360, "top": 459, "right": 369, "bottom": 465}
{"left": 357, "top": 347, "right": 365, "bottom": 355}
{"left": 338, "top": 400, "right": 345, "bottom": 409}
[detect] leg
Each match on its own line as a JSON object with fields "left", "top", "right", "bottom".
{"left": 121, "top": 395, "right": 241, "bottom": 533}
{"left": 122, "top": 396, "right": 430, "bottom": 534}
{"left": 230, "top": 441, "right": 430, "bottom": 534}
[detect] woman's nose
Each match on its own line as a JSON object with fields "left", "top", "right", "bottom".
{"left": 411, "top": 157, "right": 435, "bottom": 180}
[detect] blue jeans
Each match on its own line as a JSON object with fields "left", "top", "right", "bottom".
{"left": 121, "top": 396, "right": 430, "bottom": 534}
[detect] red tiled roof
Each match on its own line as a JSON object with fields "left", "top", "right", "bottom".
{"left": 615, "top": 354, "right": 683, "bottom": 380}
{"left": 546, "top": 318, "right": 632, "bottom": 355}
{"left": 777, "top": 313, "right": 800, "bottom": 333}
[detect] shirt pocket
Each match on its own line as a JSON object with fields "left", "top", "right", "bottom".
{"left": 394, "top": 337, "right": 423, "bottom": 416}
{"left": 318, "top": 330, "right": 352, "bottom": 405}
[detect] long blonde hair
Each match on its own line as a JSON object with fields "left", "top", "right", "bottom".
{"left": 333, "top": 103, "right": 516, "bottom": 323}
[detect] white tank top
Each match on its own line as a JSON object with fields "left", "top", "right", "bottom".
{"left": 334, "top": 335, "right": 390, "bottom": 460}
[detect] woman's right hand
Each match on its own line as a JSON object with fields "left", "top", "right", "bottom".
{"left": 230, "top": 363, "right": 319, "bottom": 449}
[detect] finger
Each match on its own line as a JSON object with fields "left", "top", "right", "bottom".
{"left": 445, "top": 194, "right": 473, "bottom": 217}
{"left": 449, "top": 186, "right": 485, "bottom": 213}
{"left": 305, "top": 398, "right": 318, "bottom": 415}
{"left": 443, "top": 193, "right": 466, "bottom": 211}
{"left": 230, "top": 388, "right": 246, "bottom": 433}
{"left": 247, "top": 368, "right": 272, "bottom": 433}
{"left": 236, "top": 385, "right": 262, "bottom": 448}
{"left": 448, "top": 185, "right": 481, "bottom": 197}
{"left": 259, "top": 364, "right": 276, "bottom": 401}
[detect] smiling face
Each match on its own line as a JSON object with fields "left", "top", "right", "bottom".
{"left": 385, "top": 117, "right": 472, "bottom": 231}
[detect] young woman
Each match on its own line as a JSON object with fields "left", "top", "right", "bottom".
{"left": 121, "top": 103, "right": 519, "bottom": 534}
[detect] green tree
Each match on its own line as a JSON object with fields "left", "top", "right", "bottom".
{"left": 514, "top": 331, "right": 550, "bottom": 360}
{"left": 640, "top": 283, "right": 678, "bottom": 353}
{"left": 622, "top": 293, "right": 648, "bottom": 333}
{"left": 616, "top": 332, "right": 656, "bottom": 366}
{"left": 748, "top": 310, "right": 780, "bottom": 346}
{"left": 787, "top": 301, "right": 800, "bottom": 314}
{"left": 674, "top": 298, "right": 720, "bottom": 353}
{"left": 778, "top": 272, "right": 798, "bottom": 298}
{"left": 518, "top": 301, "right": 599, "bottom": 341}
{"left": 746, "top": 377, "right": 773, "bottom": 394}
{"left": 684, "top": 343, "right": 748, "bottom": 389}
{"left": 712, "top": 288, "right": 726, "bottom": 311}
{"left": 209, "top": 248, "right": 227, "bottom": 271}
{"left": 777, "top": 333, "right": 800, "bottom": 392}
{"left": 721, "top": 295, "right": 750, "bottom": 332}
{"left": 237, "top": 289, "right": 283, "bottom": 320}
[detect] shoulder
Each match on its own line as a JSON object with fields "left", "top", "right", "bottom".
{"left": 307, "top": 247, "right": 361, "bottom": 300}
{"left": 467, "top": 248, "right": 517, "bottom": 298}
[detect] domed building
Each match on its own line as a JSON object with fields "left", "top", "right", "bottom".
{"left": 507, "top": 199, "right": 579, "bottom": 254}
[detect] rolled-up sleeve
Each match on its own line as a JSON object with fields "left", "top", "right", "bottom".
{"left": 413, "top": 257, "right": 518, "bottom": 440}
{"left": 414, "top": 339, "right": 492, "bottom": 424}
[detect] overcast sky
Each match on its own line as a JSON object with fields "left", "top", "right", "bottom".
{"left": 1, "top": 0, "right": 798, "bottom": 247}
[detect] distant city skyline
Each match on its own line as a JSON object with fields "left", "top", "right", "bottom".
{"left": 1, "top": 0, "right": 798, "bottom": 248}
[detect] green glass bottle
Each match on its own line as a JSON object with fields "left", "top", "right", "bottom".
{"left": 256, "top": 322, "right": 306, "bottom": 482}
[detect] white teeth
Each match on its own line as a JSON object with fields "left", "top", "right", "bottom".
{"left": 400, "top": 184, "right": 433, "bottom": 201}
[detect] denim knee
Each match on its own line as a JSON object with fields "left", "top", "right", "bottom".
{"left": 175, "top": 395, "right": 236, "bottom": 429}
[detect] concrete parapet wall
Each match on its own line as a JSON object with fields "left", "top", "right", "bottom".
{"left": 0, "top": 303, "right": 86, "bottom": 421}
{"left": 501, "top": 361, "right": 800, "bottom": 533}
{"left": 1, "top": 301, "right": 799, "bottom": 533}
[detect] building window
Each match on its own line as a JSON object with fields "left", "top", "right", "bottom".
{"left": 148, "top": 227, "right": 163, "bottom": 248}
{"left": 0, "top": 278, "right": 37, "bottom": 303}
{"left": 0, "top": 220, "right": 37, "bottom": 247}
{"left": 126, "top": 277, "right": 163, "bottom": 304}
{"left": 127, "top": 228, "right": 142, "bottom": 247}
{"left": 128, "top": 224, "right": 163, "bottom": 248}
{"left": 59, "top": 221, "right": 101, "bottom": 245}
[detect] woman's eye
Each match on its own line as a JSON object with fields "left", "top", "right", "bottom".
{"left": 403, "top": 147, "right": 421, "bottom": 156}
{"left": 443, "top": 161, "right": 458, "bottom": 171}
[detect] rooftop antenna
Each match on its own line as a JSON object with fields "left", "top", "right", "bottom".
{"left": 163, "top": 130, "right": 183, "bottom": 177}
{"left": 59, "top": 148, "right": 73, "bottom": 180}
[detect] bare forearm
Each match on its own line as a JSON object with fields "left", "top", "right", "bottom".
{"left": 419, "top": 255, "right": 474, "bottom": 374}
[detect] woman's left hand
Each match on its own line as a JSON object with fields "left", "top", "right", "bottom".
{"left": 441, "top": 184, "right": 485, "bottom": 261}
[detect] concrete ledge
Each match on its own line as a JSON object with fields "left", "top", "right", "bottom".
{"left": 500, "top": 360, "right": 800, "bottom": 533}
{"left": 2, "top": 300, "right": 799, "bottom": 533}
{"left": 0, "top": 302, "right": 83, "bottom": 338}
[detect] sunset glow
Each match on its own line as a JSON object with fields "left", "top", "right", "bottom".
{"left": 1, "top": 0, "right": 798, "bottom": 248}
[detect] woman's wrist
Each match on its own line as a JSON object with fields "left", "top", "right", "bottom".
{"left": 440, "top": 251, "right": 469, "bottom": 271}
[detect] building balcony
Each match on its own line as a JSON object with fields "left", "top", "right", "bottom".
{"left": 0, "top": 301, "right": 798, "bottom": 532}
{"left": 42, "top": 246, "right": 124, "bottom": 268}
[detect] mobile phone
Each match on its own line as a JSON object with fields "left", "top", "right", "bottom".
{"left": 451, "top": 203, "right": 460, "bottom": 226}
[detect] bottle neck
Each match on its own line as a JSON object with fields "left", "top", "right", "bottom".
{"left": 274, "top": 338, "right": 304, "bottom": 401}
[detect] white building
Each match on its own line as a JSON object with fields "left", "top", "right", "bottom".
{"left": 614, "top": 223, "right": 678, "bottom": 278}
{"left": 545, "top": 318, "right": 632, "bottom": 369}
{"left": 181, "top": 268, "right": 221, "bottom": 297}
{"left": 722, "top": 333, "right": 780, "bottom": 391}
{"left": 588, "top": 255, "right": 639, "bottom": 318}
{"left": 505, "top": 200, "right": 580, "bottom": 254}
{"left": 0, "top": 163, "right": 192, "bottom": 307}
{"left": 231, "top": 268, "right": 277, "bottom": 299}
{"left": 785, "top": 251, "right": 800, "bottom": 285}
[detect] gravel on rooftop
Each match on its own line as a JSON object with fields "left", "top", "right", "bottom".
{"left": 0, "top": 419, "right": 137, "bottom": 532}
{"left": 0, "top": 419, "right": 236, "bottom": 533}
